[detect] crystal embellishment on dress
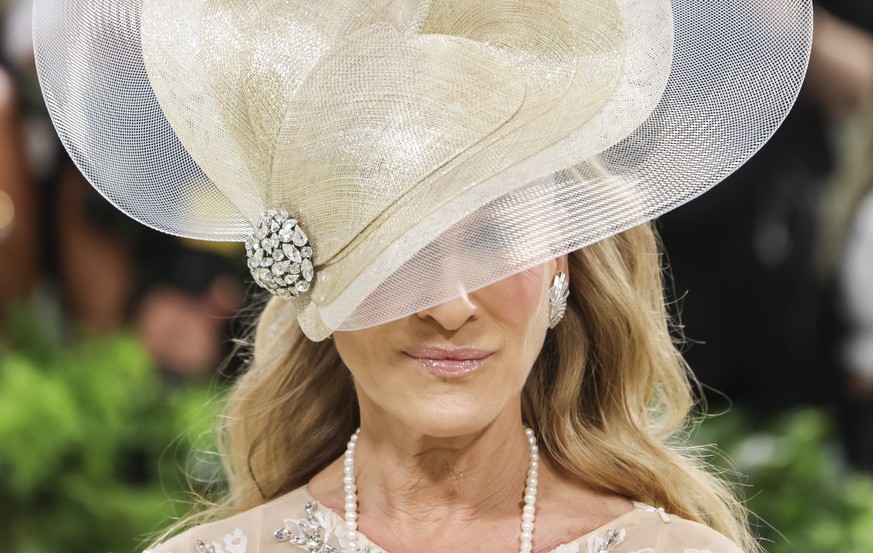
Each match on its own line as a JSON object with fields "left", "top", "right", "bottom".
{"left": 587, "top": 528, "right": 626, "bottom": 553}
{"left": 601, "top": 529, "right": 626, "bottom": 550}
{"left": 275, "top": 501, "right": 339, "bottom": 553}
{"left": 246, "top": 209, "right": 314, "bottom": 298}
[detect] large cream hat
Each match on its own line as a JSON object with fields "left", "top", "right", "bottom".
{"left": 33, "top": 0, "right": 812, "bottom": 340}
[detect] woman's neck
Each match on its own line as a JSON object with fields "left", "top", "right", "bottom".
{"left": 306, "top": 409, "right": 634, "bottom": 553}
{"left": 307, "top": 408, "right": 535, "bottom": 546}
{"left": 353, "top": 413, "right": 531, "bottom": 526}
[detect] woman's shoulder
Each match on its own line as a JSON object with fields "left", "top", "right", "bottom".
{"left": 145, "top": 486, "right": 312, "bottom": 553}
{"left": 575, "top": 502, "right": 744, "bottom": 553}
{"left": 552, "top": 503, "right": 743, "bottom": 553}
{"left": 651, "top": 512, "right": 744, "bottom": 552}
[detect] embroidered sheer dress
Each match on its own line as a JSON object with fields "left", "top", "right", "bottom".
{"left": 146, "top": 487, "right": 744, "bottom": 553}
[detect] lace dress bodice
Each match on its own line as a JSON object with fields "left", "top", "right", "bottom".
{"left": 146, "top": 487, "right": 743, "bottom": 553}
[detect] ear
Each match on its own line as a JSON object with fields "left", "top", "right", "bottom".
{"left": 550, "top": 254, "right": 570, "bottom": 283}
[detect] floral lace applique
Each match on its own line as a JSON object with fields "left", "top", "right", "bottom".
{"left": 195, "top": 528, "right": 248, "bottom": 553}
{"left": 635, "top": 504, "right": 671, "bottom": 523}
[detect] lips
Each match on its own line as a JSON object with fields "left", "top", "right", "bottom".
{"left": 403, "top": 346, "right": 493, "bottom": 378}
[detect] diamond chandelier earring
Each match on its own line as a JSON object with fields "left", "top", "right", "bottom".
{"left": 548, "top": 272, "right": 570, "bottom": 329}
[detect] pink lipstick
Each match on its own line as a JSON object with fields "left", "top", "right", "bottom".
{"left": 404, "top": 347, "right": 492, "bottom": 378}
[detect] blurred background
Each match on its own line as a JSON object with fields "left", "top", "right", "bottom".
{"left": 2, "top": 1, "right": 873, "bottom": 552}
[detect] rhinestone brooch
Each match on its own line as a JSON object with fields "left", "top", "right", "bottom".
{"left": 246, "top": 210, "right": 315, "bottom": 298}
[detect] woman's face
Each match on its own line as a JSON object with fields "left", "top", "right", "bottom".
{"left": 332, "top": 259, "right": 564, "bottom": 438}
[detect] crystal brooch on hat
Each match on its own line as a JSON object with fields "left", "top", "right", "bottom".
{"left": 246, "top": 210, "right": 315, "bottom": 298}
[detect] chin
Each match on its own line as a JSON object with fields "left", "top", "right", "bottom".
{"left": 400, "top": 397, "right": 504, "bottom": 439}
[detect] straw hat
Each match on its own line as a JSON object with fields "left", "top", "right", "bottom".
{"left": 33, "top": 0, "right": 812, "bottom": 340}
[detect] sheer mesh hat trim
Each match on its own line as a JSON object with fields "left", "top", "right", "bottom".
{"left": 34, "top": 0, "right": 812, "bottom": 340}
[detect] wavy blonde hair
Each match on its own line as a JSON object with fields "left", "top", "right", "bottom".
{"left": 165, "top": 222, "right": 759, "bottom": 552}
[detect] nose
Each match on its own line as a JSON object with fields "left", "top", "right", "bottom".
{"left": 415, "top": 288, "right": 477, "bottom": 331}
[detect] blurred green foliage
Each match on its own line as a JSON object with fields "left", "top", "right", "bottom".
{"left": 0, "top": 307, "right": 224, "bottom": 553}
{"left": 697, "top": 408, "right": 873, "bottom": 553}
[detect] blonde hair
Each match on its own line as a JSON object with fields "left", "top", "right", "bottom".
{"left": 168, "top": 222, "right": 759, "bottom": 552}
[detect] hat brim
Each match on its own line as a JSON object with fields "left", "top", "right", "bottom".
{"left": 34, "top": 0, "right": 812, "bottom": 341}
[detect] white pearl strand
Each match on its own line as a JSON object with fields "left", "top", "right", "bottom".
{"left": 341, "top": 426, "right": 540, "bottom": 553}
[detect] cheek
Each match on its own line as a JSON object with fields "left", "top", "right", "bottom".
{"left": 482, "top": 268, "right": 547, "bottom": 325}
{"left": 332, "top": 328, "right": 383, "bottom": 383}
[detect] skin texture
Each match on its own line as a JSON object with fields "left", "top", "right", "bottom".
{"left": 308, "top": 257, "right": 632, "bottom": 553}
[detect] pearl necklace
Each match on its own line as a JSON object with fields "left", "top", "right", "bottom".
{"left": 340, "top": 427, "right": 540, "bottom": 553}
